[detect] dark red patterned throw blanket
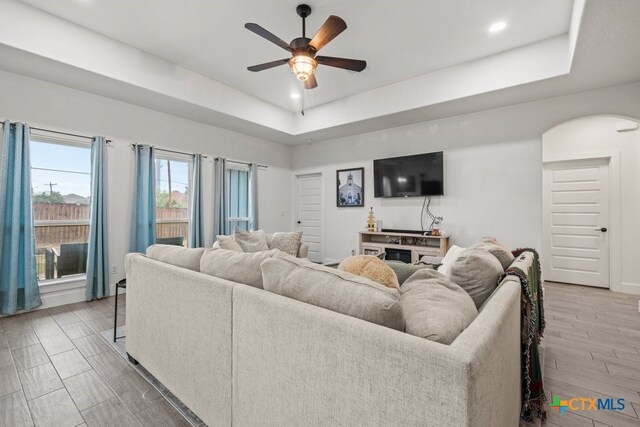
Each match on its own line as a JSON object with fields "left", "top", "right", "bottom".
{"left": 500, "top": 248, "right": 546, "bottom": 422}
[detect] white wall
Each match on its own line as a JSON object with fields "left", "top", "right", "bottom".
{"left": 0, "top": 69, "right": 293, "bottom": 307}
{"left": 543, "top": 116, "right": 640, "bottom": 294}
{"left": 292, "top": 81, "right": 640, "bottom": 263}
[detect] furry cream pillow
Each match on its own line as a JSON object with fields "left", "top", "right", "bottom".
{"left": 338, "top": 255, "right": 400, "bottom": 289}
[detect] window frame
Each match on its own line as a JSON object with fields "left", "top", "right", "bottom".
{"left": 154, "top": 151, "right": 193, "bottom": 245}
{"left": 226, "top": 163, "right": 250, "bottom": 231}
{"left": 30, "top": 132, "right": 93, "bottom": 284}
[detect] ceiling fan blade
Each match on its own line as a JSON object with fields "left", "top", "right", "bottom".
{"left": 309, "top": 15, "right": 347, "bottom": 52}
{"left": 303, "top": 74, "right": 318, "bottom": 90}
{"left": 247, "top": 59, "right": 290, "bottom": 72}
{"left": 244, "top": 23, "right": 292, "bottom": 52}
{"left": 316, "top": 56, "right": 366, "bottom": 72}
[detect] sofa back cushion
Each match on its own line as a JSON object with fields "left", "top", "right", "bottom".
{"left": 234, "top": 229, "right": 269, "bottom": 253}
{"left": 400, "top": 269, "right": 477, "bottom": 344}
{"left": 200, "top": 248, "right": 281, "bottom": 289}
{"left": 146, "top": 245, "right": 205, "bottom": 272}
{"left": 261, "top": 256, "right": 404, "bottom": 331}
{"left": 217, "top": 235, "right": 244, "bottom": 252}
{"left": 449, "top": 248, "right": 503, "bottom": 308}
{"left": 470, "top": 237, "right": 514, "bottom": 270}
{"left": 385, "top": 261, "right": 435, "bottom": 285}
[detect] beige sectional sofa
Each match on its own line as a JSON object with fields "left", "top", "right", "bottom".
{"left": 125, "top": 248, "right": 523, "bottom": 426}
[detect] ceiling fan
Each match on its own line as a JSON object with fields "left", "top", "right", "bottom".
{"left": 244, "top": 4, "right": 367, "bottom": 89}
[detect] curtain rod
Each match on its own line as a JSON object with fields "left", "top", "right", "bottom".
{"left": 1, "top": 120, "right": 111, "bottom": 143}
{"left": 130, "top": 143, "right": 208, "bottom": 159}
{"left": 217, "top": 158, "right": 268, "bottom": 169}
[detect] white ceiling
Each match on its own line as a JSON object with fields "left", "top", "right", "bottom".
{"left": 1, "top": 0, "right": 639, "bottom": 144}
{"left": 17, "top": 0, "right": 573, "bottom": 111}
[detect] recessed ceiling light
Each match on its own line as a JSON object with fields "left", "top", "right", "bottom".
{"left": 489, "top": 21, "right": 506, "bottom": 33}
{"left": 290, "top": 93, "right": 301, "bottom": 99}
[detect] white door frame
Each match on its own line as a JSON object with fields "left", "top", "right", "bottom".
{"left": 542, "top": 149, "right": 621, "bottom": 293}
{"left": 293, "top": 170, "right": 325, "bottom": 262}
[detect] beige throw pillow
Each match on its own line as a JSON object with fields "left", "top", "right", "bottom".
{"left": 234, "top": 229, "right": 269, "bottom": 253}
{"left": 200, "top": 248, "right": 281, "bottom": 289}
{"left": 448, "top": 248, "right": 504, "bottom": 308}
{"left": 470, "top": 237, "right": 514, "bottom": 270}
{"left": 268, "top": 231, "right": 303, "bottom": 257}
{"left": 261, "top": 256, "right": 404, "bottom": 331}
{"left": 217, "top": 235, "right": 244, "bottom": 252}
{"left": 146, "top": 245, "right": 205, "bottom": 272}
{"left": 400, "top": 269, "right": 478, "bottom": 344}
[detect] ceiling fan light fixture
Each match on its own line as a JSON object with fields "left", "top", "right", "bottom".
{"left": 289, "top": 55, "right": 317, "bottom": 81}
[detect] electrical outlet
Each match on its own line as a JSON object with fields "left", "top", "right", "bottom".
{"left": 351, "top": 249, "right": 355, "bottom": 256}
{"left": 111, "top": 265, "right": 117, "bottom": 274}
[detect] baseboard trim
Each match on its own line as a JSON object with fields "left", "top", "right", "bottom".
{"left": 39, "top": 280, "right": 86, "bottom": 309}
{"left": 32, "top": 282, "right": 122, "bottom": 311}
{"left": 618, "top": 282, "right": 640, "bottom": 296}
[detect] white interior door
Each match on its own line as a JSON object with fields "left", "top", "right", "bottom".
{"left": 296, "top": 173, "right": 323, "bottom": 262}
{"left": 543, "top": 159, "right": 610, "bottom": 288}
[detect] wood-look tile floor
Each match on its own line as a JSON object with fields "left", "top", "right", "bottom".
{"left": 0, "top": 295, "right": 189, "bottom": 427}
{"left": 542, "top": 282, "right": 640, "bottom": 427}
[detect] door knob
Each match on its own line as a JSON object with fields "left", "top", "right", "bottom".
{"left": 595, "top": 227, "right": 607, "bottom": 232}
{"left": 297, "top": 221, "right": 301, "bottom": 224}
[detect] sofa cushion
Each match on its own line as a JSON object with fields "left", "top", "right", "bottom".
{"left": 385, "top": 261, "right": 435, "bottom": 286}
{"left": 437, "top": 245, "right": 466, "bottom": 276}
{"left": 234, "top": 229, "right": 269, "bottom": 253}
{"left": 267, "top": 231, "right": 303, "bottom": 257}
{"left": 448, "top": 248, "right": 503, "bottom": 308}
{"left": 400, "top": 269, "right": 478, "bottom": 344}
{"left": 217, "top": 235, "right": 244, "bottom": 252}
{"left": 338, "top": 255, "right": 399, "bottom": 289}
{"left": 146, "top": 245, "right": 205, "bottom": 272}
{"left": 261, "top": 256, "right": 403, "bottom": 331}
{"left": 470, "top": 237, "right": 514, "bottom": 270}
{"left": 200, "top": 248, "right": 281, "bottom": 289}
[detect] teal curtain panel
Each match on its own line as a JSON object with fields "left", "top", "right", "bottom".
{"left": 248, "top": 163, "right": 259, "bottom": 231}
{"left": 130, "top": 144, "right": 156, "bottom": 253}
{"left": 0, "top": 121, "right": 42, "bottom": 314}
{"left": 188, "top": 153, "right": 204, "bottom": 247}
{"left": 213, "top": 157, "right": 228, "bottom": 239}
{"left": 86, "top": 136, "right": 109, "bottom": 300}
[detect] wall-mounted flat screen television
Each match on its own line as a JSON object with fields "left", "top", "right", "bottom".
{"left": 373, "top": 151, "right": 444, "bottom": 198}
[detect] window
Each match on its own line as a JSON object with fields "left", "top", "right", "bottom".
{"left": 155, "top": 154, "right": 191, "bottom": 246}
{"left": 30, "top": 138, "right": 92, "bottom": 282}
{"left": 227, "top": 166, "right": 250, "bottom": 232}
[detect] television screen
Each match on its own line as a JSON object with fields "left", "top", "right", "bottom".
{"left": 373, "top": 151, "right": 444, "bottom": 198}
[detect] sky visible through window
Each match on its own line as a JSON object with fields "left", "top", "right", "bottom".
{"left": 30, "top": 142, "right": 191, "bottom": 199}
{"left": 155, "top": 158, "right": 190, "bottom": 195}
{"left": 30, "top": 141, "right": 91, "bottom": 198}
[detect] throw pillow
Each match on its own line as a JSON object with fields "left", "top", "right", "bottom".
{"left": 448, "top": 248, "right": 503, "bottom": 308}
{"left": 261, "top": 256, "right": 403, "bottom": 331}
{"left": 384, "top": 260, "right": 435, "bottom": 286}
{"left": 268, "top": 231, "right": 303, "bottom": 257}
{"left": 338, "top": 255, "right": 400, "bottom": 289}
{"left": 234, "top": 228, "right": 269, "bottom": 253}
{"left": 200, "top": 248, "right": 281, "bottom": 289}
{"left": 470, "top": 237, "right": 514, "bottom": 270}
{"left": 400, "top": 269, "right": 478, "bottom": 344}
{"left": 146, "top": 245, "right": 205, "bottom": 272}
{"left": 217, "top": 235, "right": 244, "bottom": 252}
{"left": 437, "top": 245, "right": 466, "bottom": 276}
